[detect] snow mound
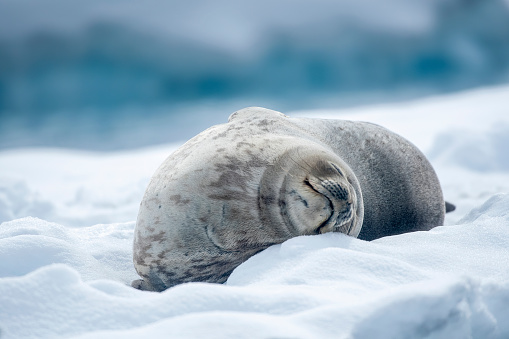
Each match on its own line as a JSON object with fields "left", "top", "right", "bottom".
{"left": 0, "top": 179, "right": 54, "bottom": 223}
{"left": 428, "top": 123, "right": 509, "bottom": 172}
{"left": 0, "top": 145, "right": 176, "bottom": 226}
{"left": 0, "top": 217, "right": 137, "bottom": 283}
{"left": 459, "top": 193, "right": 509, "bottom": 223}
{"left": 1, "top": 194, "right": 509, "bottom": 338}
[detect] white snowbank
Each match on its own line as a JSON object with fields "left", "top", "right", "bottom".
{"left": 1, "top": 195, "right": 509, "bottom": 338}
{"left": 1, "top": 85, "right": 509, "bottom": 338}
{"left": 0, "top": 217, "right": 137, "bottom": 282}
{"left": 0, "top": 145, "right": 177, "bottom": 226}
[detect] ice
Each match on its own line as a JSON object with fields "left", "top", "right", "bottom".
{"left": 2, "top": 196, "right": 509, "bottom": 338}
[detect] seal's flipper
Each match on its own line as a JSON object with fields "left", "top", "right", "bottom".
{"left": 131, "top": 279, "right": 158, "bottom": 291}
{"left": 445, "top": 201, "right": 456, "bottom": 213}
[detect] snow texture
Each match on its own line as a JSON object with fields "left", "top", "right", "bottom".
{"left": 1, "top": 84, "right": 509, "bottom": 338}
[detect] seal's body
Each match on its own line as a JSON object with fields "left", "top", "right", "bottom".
{"left": 133, "top": 107, "right": 445, "bottom": 291}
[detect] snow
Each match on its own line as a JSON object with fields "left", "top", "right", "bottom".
{"left": 1, "top": 84, "right": 509, "bottom": 338}
{"left": 0, "top": 145, "right": 177, "bottom": 226}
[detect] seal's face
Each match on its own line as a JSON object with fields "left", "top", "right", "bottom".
{"left": 288, "top": 159, "right": 358, "bottom": 235}
{"left": 259, "top": 145, "right": 363, "bottom": 240}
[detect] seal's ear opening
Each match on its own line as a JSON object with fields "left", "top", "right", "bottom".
{"left": 445, "top": 201, "right": 456, "bottom": 213}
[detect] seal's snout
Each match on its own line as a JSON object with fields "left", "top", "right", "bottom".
{"left": 307, "top": 177, "right": 356, "bottom": 235}
{"left": 256, "top": 143, "right": 363, "bottom": 241}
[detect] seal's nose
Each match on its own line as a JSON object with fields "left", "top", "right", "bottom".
{"left": 321, "top": 180, "right": 355, "bottom": 233}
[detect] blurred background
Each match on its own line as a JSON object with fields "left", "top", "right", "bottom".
{"left": 1, "top": 0, "right": 509, "bottom": 150}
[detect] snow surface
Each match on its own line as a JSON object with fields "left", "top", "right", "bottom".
{"left": 1, "top": 84, "right": 509, "bottom": 338}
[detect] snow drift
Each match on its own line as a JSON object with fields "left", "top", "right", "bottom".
{"left": 1, "top": 195, "right": 509, "bottom": 338}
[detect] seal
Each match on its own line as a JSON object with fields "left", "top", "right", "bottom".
{"left": 132, "top": 107, "right": 446, "bottom": 291}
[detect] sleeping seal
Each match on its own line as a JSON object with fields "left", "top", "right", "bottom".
{"left": 132, "top": 107, "right": 446, "bottom": 291}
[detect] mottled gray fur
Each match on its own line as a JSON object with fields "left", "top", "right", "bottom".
{"left": 133, "top": 107, "right": 445, "bottom": 291}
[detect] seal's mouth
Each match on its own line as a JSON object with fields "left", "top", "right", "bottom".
{"left": 303, "top": 178, "right": 334, "bottom": 234}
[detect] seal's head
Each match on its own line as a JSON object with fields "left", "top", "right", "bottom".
{"left": 259, "top": 145, "right": 363, "bottom": 238}
{"left": 133, "top": 108, "right": 363, "bottom": 291}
